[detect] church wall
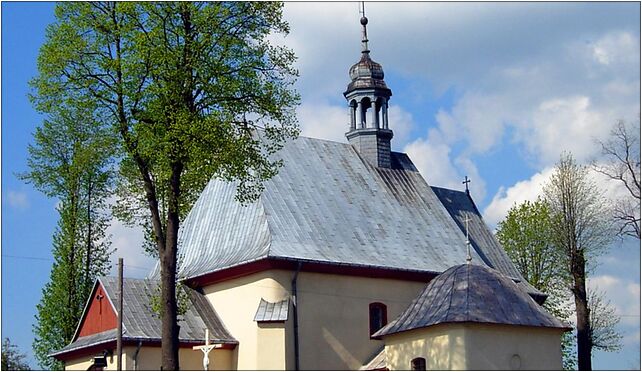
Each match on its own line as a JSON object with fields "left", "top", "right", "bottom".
{"left": 64, "top": 345, "right": 233, "bottom": 370}
{"left": 463, "top": 323, "right": 564, "bottom": 370}
{"left": 202, "top": 268, "right": 425, "bottom": 370}
{"left": 64, "top": 349, "right": 119, "bottom": 371}
{"left": 382, "top": 323, "right": 564, "bottom": 371}
{"left": 130, "top": 346, "right": 234, "bottom": 370}
{"left": 202, "top": 270, "right": 295, "bottom": 370}
{"left": 296, "top": 271, "right": 425, "bottom": 370}
{"left": 382, "top": 324, "right": 467, "bottom": 370}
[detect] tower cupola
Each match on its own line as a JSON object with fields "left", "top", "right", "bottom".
{"left": 344, "top": 11, "right": 394, "bottom": 168}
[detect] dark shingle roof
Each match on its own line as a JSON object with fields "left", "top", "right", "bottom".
{"left": 254, "top": 298, "right": 289, "bottom": 322}
{"left": 430, "top": 186, "right": 545, "bottom": 302}
{"left": 51, "top": 277, "right": 236, "bottom": 357}
{"left": 150, "top": 136, "right": 526, "bottom": 285}
{"left": 374, "top": 264, "right": 571, "bottom": 337}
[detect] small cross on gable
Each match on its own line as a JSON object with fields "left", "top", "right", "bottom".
{"left": 462, "top": 176, "right": 471, "bottom": 194}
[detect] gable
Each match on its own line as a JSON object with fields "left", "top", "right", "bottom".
{"left": 76, "top": 282, "right": 117, "bottom": 339}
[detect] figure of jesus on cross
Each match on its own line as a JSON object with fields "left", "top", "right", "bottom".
{"left": 193, "top": 328, "right": 223, "bottom": 371}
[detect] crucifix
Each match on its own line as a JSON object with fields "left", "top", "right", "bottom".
{"left": 464, "top": 215, "right": 472, "bottom": 263}
{"left": 192, "top": 328, "right": 223, "bottom": 371}
{"left": 462, "top": 176, "right": 471, "bottom": 194}
{"left": 96, "top": 293, "right": 104, "bottom": 315}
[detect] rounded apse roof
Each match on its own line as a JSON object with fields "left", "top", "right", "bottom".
{"left": 374, "top": 264, "right": 571, "bottom": 337}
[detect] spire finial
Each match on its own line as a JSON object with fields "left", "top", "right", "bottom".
{"left": 359, "top": 2, "right": 369, "bottom": 54}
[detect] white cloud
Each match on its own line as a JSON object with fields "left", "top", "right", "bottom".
{"left": 6, "top": 190, "right": 29, "bottom": 210}
{"left": 387, "top": 105, "right": 415, "bottom": 148}
{"left": 283, "top": 3, "right": 639, "bottom": 190}
{"left": 434, "top": 93, "right": 512, "bottom": 155}
{"left": 297, "top": 102, "right": 416, "bottom": 149}
{"left": 482, "top": 168, "right": 555, "bottom": 227}
{"left": 297, "top": 103, "right": 348, "bottom": 143}
{"left": 523, "top": 96, "right": 609, "bottom": 165}
{"left": 588, "top": 275, "right": 641, "bottom": 327}
{"left": 404, "top": 136, "right": 459, "bottom": 189}
{"left": 592, "top": 31, "right": 639, "bottom": 66}
{"left": 403, "top": 133, "right": 486, "bottom": 202}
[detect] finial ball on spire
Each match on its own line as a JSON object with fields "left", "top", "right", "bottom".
{"left": 360, "top": 16, "right": 368, "bottom": 25}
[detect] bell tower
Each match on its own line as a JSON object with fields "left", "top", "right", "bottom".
{"left": 344, "top": 9, "right": 393, "bottom": 168}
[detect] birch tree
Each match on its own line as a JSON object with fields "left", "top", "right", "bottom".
{"left": 543, "top": 152, "right": 613, "bottom": 370}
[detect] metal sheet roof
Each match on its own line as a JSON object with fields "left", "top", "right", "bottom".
{"left": 430, "top": 186, "right": 545, "bottom": 301}
{"left": 253, "top": 298, "right": 289, "bottom": 322}
{"left": 49, "top": 329, "right": 118, "bottom": 357}
{"left": 151, "top": 136, "right": 499, "bottom": 280}
{"left": 51, "top": 277, "right": 236, "bottom": 357}
{"left": 373, "top": 264, "right": 571, "bottom": 338}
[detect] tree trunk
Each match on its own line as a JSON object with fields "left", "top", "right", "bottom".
{"left": 159, "top": 242, "right": 179, "bottom": 370}
{"left": 573, "top": 250, "right": 592, "bottom": 370}
{"left": 160, "top": 162, "right": 183, "bottom": 370}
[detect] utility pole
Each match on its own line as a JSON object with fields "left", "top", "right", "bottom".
{"left": 117, "top": 257, "right": 123, "bottom": 370}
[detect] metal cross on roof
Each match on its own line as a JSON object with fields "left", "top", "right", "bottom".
{"left": 462, "top": 176, "right": 471, "bottom": 194}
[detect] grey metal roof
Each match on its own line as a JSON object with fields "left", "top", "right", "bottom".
{"left": 253, "top": 298, "right": 289, "bottom": 322}
{"left": 373, "top": 264, "right": 571, "bottom": 338}
{"left": 49, "top": 329, "right": 118, "bottom": 357}
{"left": 430, "top": 186, "right": 545, "bottom": 301}
{"left": 150, "top": 136, "right": 507, "bottom": 280}
{"left": 51, "top": 277, "right": 236, "bottom": 357}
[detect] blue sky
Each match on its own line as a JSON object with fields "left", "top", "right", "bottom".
{"left": 2, "top": 2, "right": 640, "bottom": 369}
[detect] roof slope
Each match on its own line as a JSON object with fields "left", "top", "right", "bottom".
{"left": 374, "top": 264, "right": 570, "bottom": 337}
{"left": 430, "top": 186, "right": 544, "bottom": 301}
{"left": 51, "top": 277, "right": 236, "bottom": 357}
{"left": 152, "top": 136, "right": 511, "bottom": 280}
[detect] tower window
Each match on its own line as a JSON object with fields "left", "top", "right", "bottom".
{"left": 369, "top": 302, "right": 387, "bottom": 336}
{"left": 411, "top": 357, "right": 426, "bottom": 371}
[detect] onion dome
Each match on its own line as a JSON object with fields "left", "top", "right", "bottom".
{"left": 345, "top": 15, "right": 390, "bottom": 93}
{"left": 373, "top": 264, "right": 571, "bottom": 337}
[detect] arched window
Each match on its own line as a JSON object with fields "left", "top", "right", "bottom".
{"left": 369, "top": 302, "right": 387, "bottom": 336}
{"left": 411, "top": 357, "right": 426, "bottom": 371}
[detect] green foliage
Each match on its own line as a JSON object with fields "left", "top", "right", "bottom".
{"left": 32, "top": 2, "right": 299, "bottom": 368}
{"left": 21, "top": 104, "right": 114, "bottom": 369}
{"left": 148, "top": 281, "right": 190, "bottom": 321}
{"left": 496, "top": 199, "right": 567, "bottom": 288}
{"left": 496, "top": 198, "right": 576, "bottom": 369}
{"left": 1, "top": 338, "right": 31, "bottom": 371}
{"left": 498, "top": 153, "right": 618, "bottom": 370}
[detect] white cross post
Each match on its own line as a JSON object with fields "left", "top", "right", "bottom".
{"left": 193, "top": 329, "right": 222, "bottom": 370}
